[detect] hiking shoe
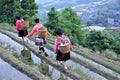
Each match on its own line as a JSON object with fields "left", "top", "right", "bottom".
{"left": 44, "top": 52, "right": 48, "bottom": 57}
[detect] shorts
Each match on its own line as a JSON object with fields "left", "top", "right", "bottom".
{"left": 18, "top": 30, "right": 28, "bottom": 37}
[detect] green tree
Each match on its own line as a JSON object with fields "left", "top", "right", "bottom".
{"left": 45, "top": 7, "right": 59, "bottom": 34}
{"left": 113, "top": 33, "right": 120, "bottom": 54}
{"left": 86, "top": 30, "right": 115, "bottom": 51}
{"left": 21, "top": 0, "right": 38, "bottom": 17}
{"left": 59, "top": 7, "right": 85, "bottom": 45}
{"left": 0, "top": 0, "right": 38, "bottom": 25}
{"left": 87, "top": 20, "right": 92, "bottom": 26}
{"left": 45, "top": 7, "right": 85, "bottom": 45}
{"left": 0, "top": 0, "right": 21, "bottom": 24}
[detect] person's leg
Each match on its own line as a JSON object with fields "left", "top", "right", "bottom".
{"left": 64, "top": 61, "right": 68, "bottom": 69}
{"left": 39, "top": 46, "right": 48, "bottom": 57}
{"left": 43, "top": 37, "right": 46, "bottom": 44}
{"left": 22, "top": 37, "right": 25, "bottom": 43}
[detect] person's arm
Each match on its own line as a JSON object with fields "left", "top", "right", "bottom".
{"left": 69, "top": 41, "right": 73, "bottom": 49}
{"left": 28, "top": 26, "right": 36, "bottom": 37}
{"left": 54, "top": 39, "right": 58, "bottom": 53}
{"left": 16, "top": 21, "right": 20, "bottom": 31}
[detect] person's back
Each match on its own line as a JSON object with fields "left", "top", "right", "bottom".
{"left": 53, "top": 28, "right": 72, "bottom": 69}
{"left": 54, "top": 34, "right": 72, "bottom": 53}
{"left": 15, "top": 16, "right": 28, "bottom": 43}
{"left": 16, "top": 16, "right": 23, "bottom": 31}
{"left": 28, "top": 18, "right": 48, "bottom": 57}
{"left": 29, "top": 23, "right": 44, "bottom": 36}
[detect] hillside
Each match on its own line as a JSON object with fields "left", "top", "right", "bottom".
{"left": 41, "top": 0, "right": 101, "bottom": 10}
{"left": 37, "top": 0, "right": 120, "bottom": 27}
{"left": 77, "top": 0, "right": 120, "bottom": 27}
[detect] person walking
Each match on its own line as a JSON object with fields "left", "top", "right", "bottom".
{"left": 27, "top": 18, "right": 49, "bottom": 57}
{"left": 54, "top": 28, "right": 73, "bottom": 69}
{"left": 15, "top": 16, "right": 28, "bottom": 43}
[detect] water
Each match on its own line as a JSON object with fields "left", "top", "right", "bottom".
{"left": 0, "top": 58, "right": 32, "bottom": 80}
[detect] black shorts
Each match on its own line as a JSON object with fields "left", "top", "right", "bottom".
{"left": 18, "top": 30, "right": 28, "bottom": 37}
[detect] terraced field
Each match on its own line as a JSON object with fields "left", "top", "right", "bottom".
{"left": 0, "top": 26, "right": 120, "bottom": 80}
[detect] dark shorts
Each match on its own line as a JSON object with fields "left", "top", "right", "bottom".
{"left": 18, "top": 30, "right": 28, "bottom": 37}
{"left": 56, "top": 50, "right": 70, "bottom": 61}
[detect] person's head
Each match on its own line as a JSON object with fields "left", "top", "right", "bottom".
{"left": 16, "top": 16, "right": 21, "bottom": 20}
{"left": 54, "top": 28, "right": 63, "bottom": 36}
{"left": 34, "top": 18, "right": 39, "bottom": 23}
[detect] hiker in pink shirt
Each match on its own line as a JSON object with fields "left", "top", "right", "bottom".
{"left": 28, "top": 18, "right": 49, "bottom": 57}
{"left": 54, "top": 28, "right": 73, "bottom": 69}
{"left": 16, "top": 16, "right": 28, "bottom": 42}
{"left": 28, "top": 19, "right": 49, "bottom": 44}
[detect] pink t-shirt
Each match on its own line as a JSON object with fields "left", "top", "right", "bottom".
{"left": 29, "top": 23, "right": 49, "bottom": 37}
{"left": 16, "top": 19, "right": 23, "bottom": 31}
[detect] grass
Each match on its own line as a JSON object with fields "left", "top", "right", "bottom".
{"left": 69, "top": 65, "right": 90, "bottom": 80}
{"left": 104, "top": 71, "right": 120, "bottom": 79}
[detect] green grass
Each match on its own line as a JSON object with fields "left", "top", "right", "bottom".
{"left": 102, "top": 49, "right": 117, "bottom": 58}
{"left": 69, "top": 66, "right": 90, "bottom": 80}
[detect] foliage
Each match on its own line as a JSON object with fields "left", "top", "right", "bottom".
{"left": 0, "top": 0, "right": 21, "bottom": 24}
{"left": 45, "top": 7, "right": 59, "bottom": 34}
{"left": 45, "top": 7, "right": 85, "bottom": 45}
{"left": 87, "top": 20, "right": 92, "bottom": 26}
{"left": 102, "top": 49, "right": 117, "bottom": 57}
{"left": 86, "top": 30, "right": 115, "bottom": 51}
{"left": 59, "top": 8, "right": 86, "bottom": 45}
{"left": 0, "top": 0, "right": 38, "bottom": 26}
{"left": 21, "top": 0, "right": 38, "bottom": 17}
{"left": 113, "top": 33, "right": 120, "bottom": 54}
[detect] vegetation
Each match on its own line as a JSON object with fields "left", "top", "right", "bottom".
{"left": 0, "top": 0, "right": 120, "bottom": 58}
{"left": 84, "top": 29, "right": 120, "bottom": 57}
{"left": 85, "top": 30, "right": 115, "bottom": 51}
{"left": 45, "top": 7, "right": 85, "bottom": 45}
{"left": 0, "top": 0, "right": 38, "bottom": 25}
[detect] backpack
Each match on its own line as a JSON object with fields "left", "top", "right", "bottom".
{"left": 58, "top": 35, "right": 70, "bottom": 54}
{"left": 37, "top": 27, "right": 47, "bottom": 38}
{"left": 21, "top": 21, "right": 29, "bottom": 30}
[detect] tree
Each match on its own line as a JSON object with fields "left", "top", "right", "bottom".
{"left": 113, "top": 33, "right": 120, "bottom": 54}
{"left": 21, "top": 0, "right": 38, "bottom": 17}
{"left": 59, "top": 7, "right": 85, "bottom": 45}
{"left": 45, "top": 7, "right": 85, "bottom": 45}
{"left": 0, "top": 0, "right": 38, "bottom": 25}
{"left": 0, "top": 0, "right": 21, "bottom": 24}
{"left": 87, "top": 20, "right": 92, "bottom": 26}
{"left": 86, "top": 30, "right": 115, "bottom": 51}
{"left": 45, "top": 7, "right": 59, "bottom": 34}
